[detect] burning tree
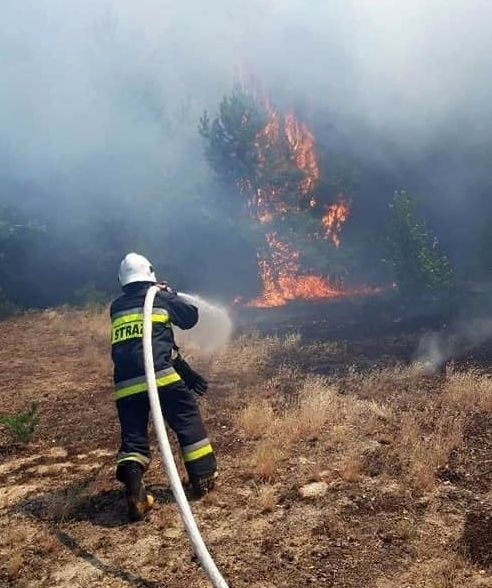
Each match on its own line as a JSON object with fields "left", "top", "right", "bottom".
{"left": 386, "top": 191, "right": 453, "bottom": 296}
{"left": 199, "top": 85, "right": 359, "bottom": 307}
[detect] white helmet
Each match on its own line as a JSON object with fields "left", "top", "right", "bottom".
{"left": 118, "top": 252, "right": 157, "bottom": 287}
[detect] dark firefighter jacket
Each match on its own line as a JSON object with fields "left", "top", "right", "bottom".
{"left": 110, "top": 282, "right": 198, "bottom": 401}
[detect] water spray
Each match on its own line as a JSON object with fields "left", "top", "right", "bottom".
{"left": 143, "top": 285, "right": 230, "bottom": 588}
{"left": 174, "top": 292, "right": 233, "bottom": 354}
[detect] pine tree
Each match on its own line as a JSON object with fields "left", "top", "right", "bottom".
{"left": 386, "top": 191, "right": 453, "bottom": 296}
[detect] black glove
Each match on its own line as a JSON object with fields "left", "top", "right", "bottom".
{"left": 173, "top": 355, "right": 208, "bottom": 396}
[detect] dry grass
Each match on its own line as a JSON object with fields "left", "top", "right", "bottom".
{"left": 346, "top": 364, "right": 417, "bottom": 400}
{"left": 263, "top": 365, "right": 305, "bottom": 406}
{"left": 256, "top": 484, "right": 277, "bottom": 513}
{"left": 236, "top": 400, "right": 274, "bottom": 439}
{"left": 292, "top": 376, "right": 340, "bottom": 439}
{"left": 1, "top": 315, "right": 490, "bottom": 588}
{"left": 6, "top": 551, "right": 22, "bottom": 581}
{"left": 338, "top": 450, "right": 362, "bottom": 482}
{"left": 395, "top": 408, "right": 464, "bottom": 491}
{"left": 230, "top": 333, "right": 489, "bottom": 493}
{"left": 442, "top": 369, "right": 492, "bottom": 413}
{"left": 0, "top": 520, "right": 37, "bottom": 583}
{"left": 240, "top": 361, "right": 400, "bottom": 490}
{"left": 39, "top": 308, "right": 111, "bottom": 376}
{"left": 269, "top": 375, "right": 342, "bottom": 445}
{"left": 339, "top": 363, "right": 492, "bottom": 491}
{"left": 250, "top": 439, "right": 283, "bottom": 482}
{"left": 212, "top": 331, "right": 344, "bottom": 385}
{"left": 239, "top": 374, "right": 348, "bottom": 482}
{"left": 328, "top": 423, "right": 353, "bottom": 446}
{"left": 236, "top": 368, "right": 348, "bottom": 477}
{"left": 394, "top": 554, "right": 472, "bottom": 588}
{"left": 212, "top": 331, "right": 301, "bottom": 380}
{"left": 35, "top": 529, "right": 60, "bottom": 555}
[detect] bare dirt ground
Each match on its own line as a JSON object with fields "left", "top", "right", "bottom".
{"left": 0, "top": 304, "right": 491, "bottom": 587}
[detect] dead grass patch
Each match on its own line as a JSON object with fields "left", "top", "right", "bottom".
{"left": 35, "top": 528, "right": 60, "bottom": 555}
{"left": 5, "top": 551, "right": 23, "bottom": 581}
{"left": 223, "top": 343, "right": 427, "bottom": 512}
{"left": 250, "top": 439, "right": 283, "bottom": 482}
{"left": 213, "top": 332, "right": 308, "bottom": 384}
{"left": 236, "top": 400, "right": 274, "bottom": 439}
{"left": 295, "top": 376, "right": 339, "bottom": 437}
{"left": 264, "top": 366, "right": 305, "bottom": 407}
{"left": 338, "top": 450, "right": 362, "bottom": 482}
{"left": 341, "top": 363, "right": 482, "bottom": 490}
{"left": 306, "top": 464, "right": 327, "bottom": 483}
{"left": 231, "top": 334, "right": 482, "bottom": 493}
{"left": 442, "top": 370, "right": 492, "bottom": 413}
{"left": 256, "top": 484, "right": 277, "bottom": 513}
{"left": 241, "top": 367, "right": 401, "bottom": 487}
{"left": 34, "top": 308, "right": 112, "bottom": 379}
{"left": 397, "top": 411, "right": 464, "bottom": 491}
{"left": 272, "top": 375, "right": 341, "bottom": 445}
{"left": 0, "top": 518, "right": 33, "bottom": 578}
{"left": 398, "top": 554, "right": 470, "bottom": 588}
{"left": 346, "top": 364, "right": 417, "bottom": 401}
{"left": 329, "top": 423, "right": 353, "bottom": 445}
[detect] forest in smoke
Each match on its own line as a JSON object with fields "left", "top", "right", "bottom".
{"left": 1, "top": 0, "right": 492, "bottom": 310}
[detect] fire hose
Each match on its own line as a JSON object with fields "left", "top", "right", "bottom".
{"left": 143, "top": 285, "right": 230, "bottom": 588}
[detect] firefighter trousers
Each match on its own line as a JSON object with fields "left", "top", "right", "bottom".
{"left": 116, "top": 381, "right": 216, "bottom": 482}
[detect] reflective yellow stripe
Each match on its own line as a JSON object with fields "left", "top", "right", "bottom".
{"left": 183, "top": 443, "right": 213, "bottom": 463}
{"left": 113, "top": 371, "right": 181, "bottom": 400}
{"left": 111, "top": 313, "right": 169, "bottom": 329}
{"left": 111, "top": 313, "right": 170, "bottom": 345}
{"left": 112, "top": 313, "right": 141, "bottom": 329}
{"left": 117, "top": 455, "right": 149, "bottom": 468}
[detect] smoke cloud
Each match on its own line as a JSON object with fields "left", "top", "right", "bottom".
{"left": 1, "top": 1, "right": 492, "bottom": 302}
{"left": 414, "top": 317, "right": 492, "bottom": 374}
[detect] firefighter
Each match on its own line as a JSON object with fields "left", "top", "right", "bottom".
{"left": 110, "top": 252, "right": 217, "bottom": 521}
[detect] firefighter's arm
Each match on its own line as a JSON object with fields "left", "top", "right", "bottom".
{"left": 158, "top": 289, "right": 198, "bottom": 330}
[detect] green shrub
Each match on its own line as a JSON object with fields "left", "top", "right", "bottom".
{"left": 0, "top": 402, "right": 40, "bottom": 445}
{"left": 385, "top": 191, "right": 453, "bottom": 296}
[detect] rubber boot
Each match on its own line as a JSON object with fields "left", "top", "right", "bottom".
{"left": 116, "top": 462, "right": 154, "bottom": 522}
{"left": 190, "top": 471, "right": 218, "bottom": 498}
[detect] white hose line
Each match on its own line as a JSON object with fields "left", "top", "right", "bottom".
{"left": 143, "top": 286, "right": 229, "bottom": 588}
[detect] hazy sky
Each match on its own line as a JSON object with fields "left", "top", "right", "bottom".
{"left": 1, "top": 0, "right": 491, "bottom": 212}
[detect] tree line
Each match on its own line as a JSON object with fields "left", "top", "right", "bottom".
{"left": 2, "top": 85, "right": 488, "bottom": 313}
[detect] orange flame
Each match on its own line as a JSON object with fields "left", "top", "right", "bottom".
{"left": 249, "top": 233, "right": 344, "bottom": 307}
{"left": 248, "top": 101, "right": 289, "bottom": 225}
{"left": 284, "top": 111, "right": 320, "bottom": 195}
{"left": 322, "top": 200, "right": 351, "bottom": 249}
{"left": 241, "top": 94, "right": 359, "bottom": 307}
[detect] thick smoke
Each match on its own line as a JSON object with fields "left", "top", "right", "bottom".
{"left": 414, "top": 318, "right": 492, "bottom": 374}
{"left": 1, "top": 1, "right": 492, "bottom": 303}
